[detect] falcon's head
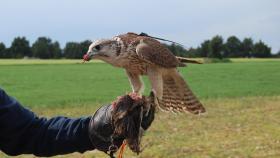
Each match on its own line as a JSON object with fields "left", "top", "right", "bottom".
{"left": 84, "top": 39, "right": 121, "bottom": 64}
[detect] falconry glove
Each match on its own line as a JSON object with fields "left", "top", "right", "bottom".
{"left": 89, "top": 93, "right": 156, "bottom": 157}
{"left": 88, "top": 96, "right": 155, "bottom": 156}
{"left": 88, "top": 104, "right": 124, "bottom": 154}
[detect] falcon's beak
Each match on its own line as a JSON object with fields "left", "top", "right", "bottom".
{"left": 83, "top": 51, "right": 97, "bottom": 61}
{"left": 83, "top": 49, "right": 110, "bottom": 62}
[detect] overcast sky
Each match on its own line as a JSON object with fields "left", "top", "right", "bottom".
{"left": 0, "top": 0, "right": 279, "bottom": 53}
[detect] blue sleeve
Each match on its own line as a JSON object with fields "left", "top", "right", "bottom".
{"left": 0, "top": 88, "right": 95, "bottom": 156}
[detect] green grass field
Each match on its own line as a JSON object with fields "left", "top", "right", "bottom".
{"left": 0, "top": 59, "right": 280, "bottom": 158}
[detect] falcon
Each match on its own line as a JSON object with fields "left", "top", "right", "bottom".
{"left": 83, "top": 32, "right": 205, "bottom": 114}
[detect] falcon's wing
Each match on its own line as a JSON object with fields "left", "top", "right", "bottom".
{"left": 135, "top": 38, "right": 181, "bottom": 68}
{"left": 161, "top": 69, "right": 206, "bottom": 114}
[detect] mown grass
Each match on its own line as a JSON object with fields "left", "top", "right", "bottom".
{"left": 0, "top": 59, "right": 280, "bottom": 158}
{"left": 0, "top": 59, "right": 280, "bottom": 108}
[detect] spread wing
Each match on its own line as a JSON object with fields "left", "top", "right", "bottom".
{"left": 135, "top": 38, "right": 181, "bottom": 68}
{"left": 161, "top": 69, "right": 206, "bottom": 114}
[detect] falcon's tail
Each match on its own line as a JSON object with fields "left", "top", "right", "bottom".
{"left": 160, "top": 69, "right": 205, "bottom": 114}
{"left": 176, "top": 56, "right": 203, "bottom": 64}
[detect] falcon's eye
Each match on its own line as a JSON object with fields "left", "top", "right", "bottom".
{"left": 94, "top": 45, "right": 101, "bottom": 51}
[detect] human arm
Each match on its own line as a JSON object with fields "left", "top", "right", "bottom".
{"left": 0, "top": 88, "right": 154, "bottom": 157}
{"left": 0, "top": 88, "right": 94, "bottom": 156}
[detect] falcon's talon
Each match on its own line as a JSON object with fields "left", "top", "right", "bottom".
{"left": 128, "top": 92, "right": 142, "bottom": 101}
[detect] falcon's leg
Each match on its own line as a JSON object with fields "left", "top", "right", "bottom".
{"left": 126, "top": 70, "right": 144, "bottom": 94}
{"left": 147, "top": 67, "right": 163, "bottom": 111}
{"left": 147, "top": 68, "right": 163, "bottom": 99}
{"left": 147, "top": 68, "right": 163, "bottom": 111}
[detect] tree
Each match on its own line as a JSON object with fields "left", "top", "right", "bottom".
{"left": 165, "top": 43, "right": 176, "bottom": 55}
{"left": 0, "top": 42, "right": 6, "bottom": 58}
{"left": 32, "top": 37, "right": 55, "bottom": 59}
{"left": 208, "top": 35, "right": 224, "bottom": 59}
{"left": 186, "top": 47, "right": 199, "bottom": 57}
{"left": 50, "top": 41, "right": 62, "bottom": 59}
{"left": 9, "top": 37, "right": 31, "bottom": 58}
{"left": 241, "top": 38, "right": 254, "bottom": 57}
{"left": 164, "top": 43, "right": 188, "bottom": 56}
{"left": 252, "top": 40, "right": 271, "bottom": 58}
{"left": 198, "top": 40, "right": 210, "bottom": 57}
{"left": 277, "top": 50, "right": 280, "bottom": 58}
{"left": 175, "top": 45, "right": 185, "bottom": 56}
{"left": 80, "top": 40, "right": 92, "bottom": 54}
{"left": 64, "top": 42, "right": 82, "bottom": 59}
{"left": 63, "top": 40, "right": 91, "bottom": 59}
{"left": 224, "top": 36, "right": 242, "bottom": 57}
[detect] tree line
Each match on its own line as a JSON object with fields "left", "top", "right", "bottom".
{"left": 0, "top": 35, "right": 279, "bottom": 59}
{"left": 0, "top": 37, "right": 91, "bottom": 59}
{"left": 166, "top": 35, "right": 279, "bottom": 58}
